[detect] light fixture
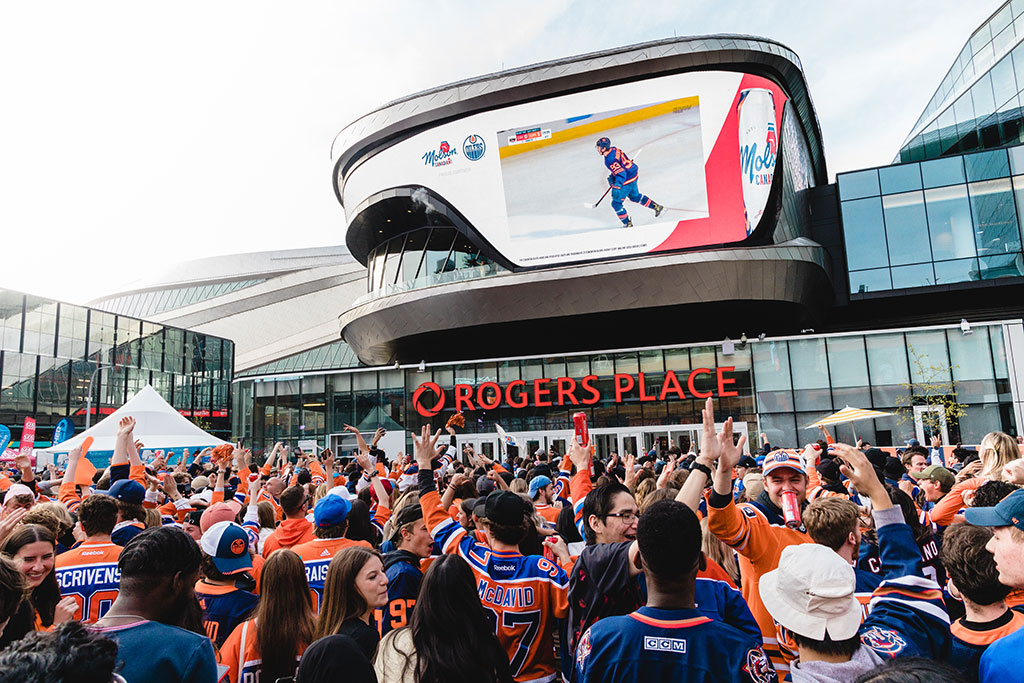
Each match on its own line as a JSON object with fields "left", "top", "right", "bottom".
{"left": 758, "top": 332, "right": 766, "bottom": 342}
{"left": 417, "top": 360, "right": 426, "bottom": 373}
{"left": 801, "top": 328, "right": 815, "bottom": 334}
{"left": 960, "top": 318, "right": 973, "bottom": 335}
{"left": 739, "top": 333, "right": 748, "bottom": 348}
{"left": 393, "top": 360, "right": 400, "bottom": 369}
{"left": 722, "top": 337, "right": 735, "bottom": 356}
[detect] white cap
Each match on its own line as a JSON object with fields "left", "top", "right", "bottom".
{"left": 758, "top": 544, "right": 861, "bottom": 641}
{"left": 3, "top": 483, "right": 34, "bottom": 505}
{"left": 326, "top": 485, "right": 354, "bottom": 501}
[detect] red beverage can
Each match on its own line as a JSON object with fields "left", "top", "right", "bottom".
{"left": 781, "top": 490, "right": 801, "bottom": 529}
{"left": 573, "top": 412, "right": 589, "bottom": 448}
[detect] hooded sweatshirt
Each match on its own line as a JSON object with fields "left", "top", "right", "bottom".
{"left": 262, "top": 517, "right": 315, "bottom": 557}
{"left": 790, "top": 644, "right": 883, "bottom": 683}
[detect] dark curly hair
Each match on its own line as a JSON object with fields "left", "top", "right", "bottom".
{"left": 0, "top": 621, "right": 118, "bottom": 683}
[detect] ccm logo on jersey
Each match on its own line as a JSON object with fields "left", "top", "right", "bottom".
{"left": 643, "top": 636, "right": 686, "bottom": 653}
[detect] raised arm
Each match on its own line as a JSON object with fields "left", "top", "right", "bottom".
{"left": 111, "top": 416, "right": 135, "bottom": 467}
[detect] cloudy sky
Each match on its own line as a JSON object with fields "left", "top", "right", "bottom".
{"left": 0, "top": 0, "right": 999, "bottom": 303}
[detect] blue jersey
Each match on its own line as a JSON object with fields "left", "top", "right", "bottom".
{"left": 379, "top": 550, "right": 423, "bottom": 636}
{"left": 195, "top": 581, "right": 259, "bottom": 650}
{"left": 575, "top": 606, "right": 777, "bottom": 683}
{"left": 602, "top": 148, "right": 639, "bottom": 188}
{"left": 979, "top": 621, "right": 1024, "bottom": 682}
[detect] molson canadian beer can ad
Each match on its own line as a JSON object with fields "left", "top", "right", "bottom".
{"left": 737, "top": 88, "right": 778, "bottom": 237}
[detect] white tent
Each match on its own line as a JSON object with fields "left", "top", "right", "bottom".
{"left": 40, "top": 384, "right": 230, "bottom": 454}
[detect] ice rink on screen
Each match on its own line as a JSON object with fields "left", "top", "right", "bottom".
{"left": 500, "top": 106, "right": 708, "bottom": 241}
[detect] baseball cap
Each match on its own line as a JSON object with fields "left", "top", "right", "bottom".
{"left": 369, "top": 478, "right": 394, "bottom": 503}
{"left": 965, "top": 489, "right": 1024, "bottom": 532}
{"left": 759, "top": 544, "right": 861, "bottom": 641}
{"left": 3, "top": 483, "right": 34, "bottom": 505}
{"left": 906, "top": 438, "right": 921, "bottom": 447}
{"left": 883, "top": 458, "right": 905, "bottom": 482}
{"left": 476, "top": 475, "right": 495, "bottom": 496}
{"left": 200, "top": 500, "right": 242, "bottom": 533}
{"left": 528, "top": 475, "right": 552, "bottom": 499}
{"left": 737, "top": 455, "right": 758, "bottom": 468}
{"left": 106, "top": 479, "right": 146, "bottom": 506}
{"left": 484, "top": 490, "right": 525, "bottom": 527}
{"left": 909, "top": 465, "right": 955, "bottom": 490}
{"left": 191, "top": 475, "right": 210, "bottom": 492}
{"left": 472, "top": 498, "right": 487, "bottom": 519}
{"left": 864, "top": 448, "right": 888, "bottom": 470}
{"left": 390, "top": 504, "right": 424, "bottom": 542}
{"left": 200, "top": 521, "right": 252, "bottom": 575}
{"left": 314, "top": 493, "right": 352, "bottom": 528}
{"left": 761, "top": 450, "right": 807, "bottom": 478}
{"left": 816, "top": 458, "right": 841, "bottom": 483}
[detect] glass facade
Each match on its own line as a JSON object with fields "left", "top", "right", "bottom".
{"left": 95, "top": 279, "right": 266, "bottom": 319}
{"left": 235, "top": 341, "right": 361, "bottom": 378}
{"left": 900, "top": 0, "right": 1024, "bottom": 161}
{"left": 362, "top": 227, "right": 508, "bottom": 301}
{"left": 840, "top": 146, "right": 1024, "bottom": 294}
{"left": 0, "top": 288, "right": 234, "bottom": 447}
{"left": 233, "top": 322, "right": 1018, "bottom": 456}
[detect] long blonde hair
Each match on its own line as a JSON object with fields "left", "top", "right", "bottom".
{"left": 980, "top": 431, "right": 1019, "bottom": 481}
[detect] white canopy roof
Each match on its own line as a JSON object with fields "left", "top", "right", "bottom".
{"left": 40, "top": 384, "right": 230, "bottom": 454}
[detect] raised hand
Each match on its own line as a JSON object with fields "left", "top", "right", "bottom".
{"left": 835, "top": 443, "right": 890, "bottom": 511}
{"left": 372, "top": 427, "right": 386, "bottom": 447}
{"left": 623, "top": 453, "right": 637, "bottom": 488}
{"left": 118, "top": 416, "right": 136, "bottom": 437}
{"left": 656, "top": 458, "right": 675, "bottom": 489}
{"left": 0, "top": 506, "right": 29, "bottom": 545}
{"left": 412, "top": 424, "right": 442, "bottom": 470}
{"left": 568, "top": 440, "right": 591, "bottom": 473}
{"left": 343, "top": 425, "right": 370, "bottom": 455}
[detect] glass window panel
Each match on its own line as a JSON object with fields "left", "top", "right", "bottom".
{"left": 366, "top": 246, "right": 377, "bottom": 291}
{"left": 890, "top": 263, "right": 935, "bottom": 289}
{"left": 663, "top": 348, "right": 689, "bottom": 372}
{"left": 826, "top": 336, "right": 868, "bottom": 388}
{"left": 789, "top": 338, "right": 829, "bottom": 391}
{"left": 878, "top": 164, "right": 922, "bottom": 194}
{"left": 993, "top": 4, "right": 1014, "bottom": 35}
{"left": 866, "top": 333, "right": 910, "bottom": 405}
{"left": 591, "top": 354, "right": 614, "bottom": 376}
{"left": 497, "top": 360, "right": 520, "bottom": 383}
{"left": 381, "top": 237, "right": 404, "bottom": 289}
{"left": 837, "top": 169, "right": 879, "bottom": 200}
{"left": 936, "top": 107, "right": 959, "bottom": 157}
{"left": 925, "top": 184, "right": 977, "bottom": 260}
{"left": 638, "top": 350, "right": 663, "bottom": 374}
{"left": 906, "top": 329, "right": 951, "bottom": 384}
{"left": 960, "top": 404, "right": 1003, "bottom": 444}
{"left": 841, "top": 197, "right": 888, "bottom": 270}
{"left": 933, "top": 257, "right": 980, "bottom": 284}
{"left": 1015, "top": 0, "right": 1024, "bottom": 18}
{"left": 399, "top": 229, "right": 428, "bottom": 283}
{"left": 947, "top": 327, "right": 994, "bottom": 381}
{"left": 543, "top": 357, "right": 566, "bottom": 379}
{"left": 954, "top": 90, "right": 976, "bottom": 128}
{"left": 969, "top": 178, "right": 1021, "bottom": 255}
{"left": 752, "top": 339, "right": 792, "bottom": 412}
{"left": 921, "top": 156, "right": 965, "bottom": 188}
{"left": 1011, "top": 148, "right": 1024, "bottom": 176}
{"left": 690, "top": 346, "right": 716, "bottom": 370}
{"left": 971, "top": 22, "right": 993, "bottom": 53}
{"left": 759, "top": 413, "right": 796, "bottom": 450}
{"left": 965, "top": 149, "right": 1010, "bottom": 181}
{"left": 521, "top": 359, "right": 543, "bottom": 382}
{"left": 881, "top": 191, "right": 931, "bottom": 266}
{"left": 992, "top": 53, "right": 1019, "bottom": 108}
{"left": 567, "top": 356, "right": 590, "bottom": 378}
{"left": 421, "top": 228, "right": 456, "bottom": 279}
{"left": 849, "top": 268, "right": 892, "bottom": 294}
{"left": 971, "top": 75, "right": 997, "bottom": 124}
{"left": 613, "top": 352, "right": 639, "bottom": 375}
{"left": 980, "top": 253, "right": 1024, "bottom": 278}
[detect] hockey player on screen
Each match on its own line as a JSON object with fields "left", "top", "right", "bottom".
{"left": 596, "top": 136, "right": 663, "bottom": 227}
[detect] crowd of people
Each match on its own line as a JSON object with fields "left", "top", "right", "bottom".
{"left": 2, "top": 402, "right": 1024, "bottom": 682}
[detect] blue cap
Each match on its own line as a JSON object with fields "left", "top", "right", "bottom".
{"left": 200, "top": 521, "right": 252, "bottom": 575}
{"left": 906, "top": 438, "right": 920, "bottom": 447}
{"left": 314, "top": 493, "right": 352, "bottom": 528}
{"left": 105, "top": 479, "right": 146, "bottom": 505}
{"left": 529, "top": 475, "right": 552, "bottom": 499}
{"left": 965, "top": 489, "right": 1024, "bottom": 532}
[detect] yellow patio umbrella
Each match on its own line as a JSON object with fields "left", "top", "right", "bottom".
{"left": 805, "top": 406, "right": 893, "bottom": 443}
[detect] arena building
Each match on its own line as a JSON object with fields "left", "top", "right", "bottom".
{"left": 91, "top": 3, "right": 1024, "bottom": 459}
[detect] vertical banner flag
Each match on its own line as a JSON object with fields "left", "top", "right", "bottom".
{"left": 52, "top": 418, "right": 74, "bottom": 446}
{"left": 0, "top": 425, "right": 10, "bottom": 454}
{"left": 19, "top": 417, "right": 36, "bottom": 456}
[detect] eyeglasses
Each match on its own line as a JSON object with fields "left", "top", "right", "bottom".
{"left": 601, "top": 510, "right": 638, "bottom": 523}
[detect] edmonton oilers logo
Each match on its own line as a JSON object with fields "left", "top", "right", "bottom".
{"left": 463, "top": 134, "right": 486, "bottom": 161}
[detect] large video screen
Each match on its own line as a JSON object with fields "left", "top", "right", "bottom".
{"left": 340, "top": 72, "right": 788, "bottom": 268}
{"left": 498, "top": 97, "right": 709, "bottom": 241}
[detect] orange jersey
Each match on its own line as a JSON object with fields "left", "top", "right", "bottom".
{"left": 54, "top": 542, "right": 123, "bottom": 623}
{"left": 534, "top": 503, "right": 561, "bottom": 526}
{"left": 706, "top": 495, "right": 810, "bottom": 677}
{"left": 421, "top": 487, "right": 569, "bottom": 683}
{"left": 219, "top": 618, "right": 306, "bottom": 683}
{"left": 291, "top": 537, "right": 373, "bottom": 611}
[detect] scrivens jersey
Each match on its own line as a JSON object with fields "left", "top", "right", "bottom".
{"left": 195, "top": 580, "right": 260, "bottom": 650}
{"left": 291, "top": 536, "right": 373, "bottom": 612}
{"left": 54, "top": 542, "right": 122, "bottom": 623}
{"left": 218, "top": 618, "right": 306, "bottom": 683}
{"left": 602, "top": 148, "right": 639, "bottom": 189}
{"left": 574, "top": 606, "right": 777, "bottom": 683}
{"left": 419, "top": 471, "right": 569, "bottom": 683}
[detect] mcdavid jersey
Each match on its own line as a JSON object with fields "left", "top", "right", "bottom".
{"left": 218, "top": 618, "right": 305, "bottom": 683}
{"left": 54, "top": 542, "right": 122, "bottom": 623}
{"left": 603, "top": 148, "right": 639, "bottom": 188}
{"left": 291, "top": 536, "right": 373, "bottom": 611}
{"left": 421, "top": 482, "right": 569, "bottom": 683}
{"left": 574, "top": 606, "right": 777, "bottom": 683}
{"left": 195, "top": 581, "right": 260, "bottom": 650}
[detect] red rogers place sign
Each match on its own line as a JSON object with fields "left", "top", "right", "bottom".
{"left": 411, "top": 368, "right": 740, "bottom": 418}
